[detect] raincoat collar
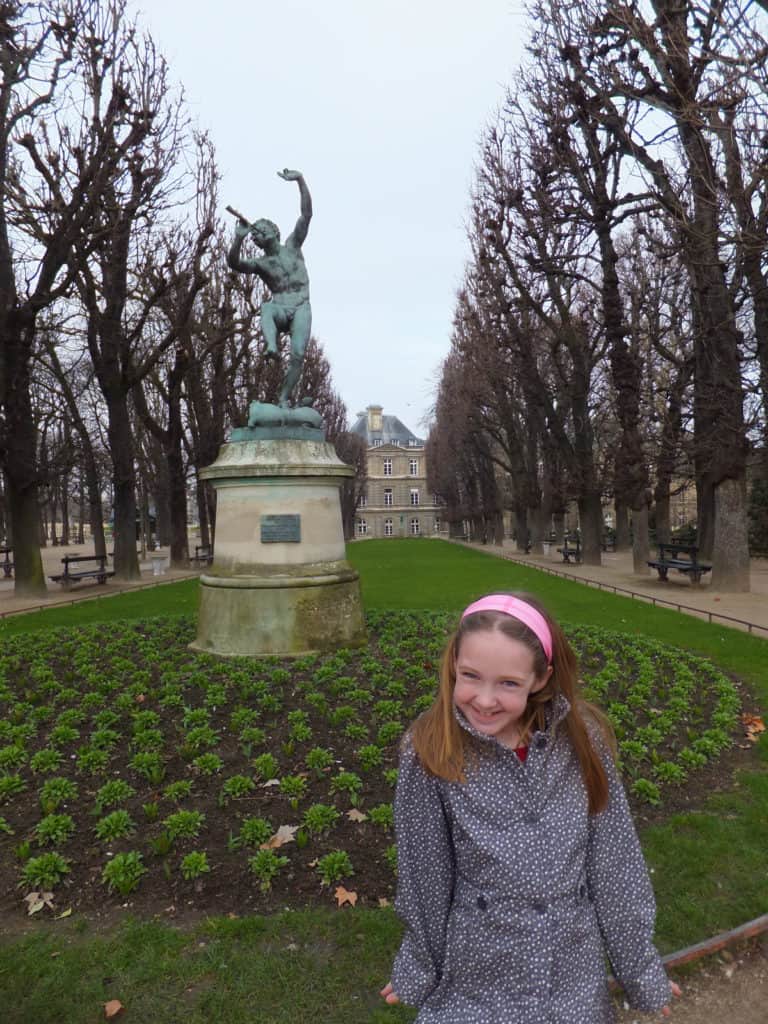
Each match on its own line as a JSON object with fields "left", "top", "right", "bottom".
{"left": 453, "top": 692, "right": 571, "bottom": 749}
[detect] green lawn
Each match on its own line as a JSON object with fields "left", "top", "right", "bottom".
{"left": 0, "top": 538, "right": 766, "bottom": 1023}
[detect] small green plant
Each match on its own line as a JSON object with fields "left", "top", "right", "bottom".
{"left": 192, "top": 752, "right": 223, "bottom": 776}
{"left": 21, "top": 851, "right": 70, "bottom": 889}
{"left": 48, "top": 724, "right": 80, "bottom": 746}
{"left": 0, "top": 774, "right": 26, "bottom": 802}
{"left": 0, "top": 815, "right": 14, "bottom": 835}
{"left": 653, "top": 761, "right": 687, "bottom": 785}
{"left": 219, "top": 774, "right": 256, "bottom": 806}
{"left": 34, "top": 813, "right": 76, "bottom": 846}
{"left": 39, "top": 777, "right": 78, "bottom": 814}
{"left": 252, "top": 752, "right": 279, "bottom": 780}
{"left": 131, "top": 728, "right": 164, "bottom": 752}
{"left": 89, "top": 728, "right": 120, "bottom": 750}
{"left": 330, "top": 770, "right": 363, "bottom": 805}
{"left": 129, "top": 751, "right": 165, "bottom": 785}
{"left": 368, "top": 803, "right": 394, "bottom": 830}
{"left": 94, "top": 810, "right": 136, "bottom": 842}
{"left": 248, "top": 848, "right": 289, "bottom": 892}
{"left": 302, "top": 803, "right": 340, "bottom": 836}
{"left": 631, "top": 778, "right": 662, "bottom": 806}
{"left": 315, "top": 850, "right": 353, "bottom": 887}
{"left": 279, "top": 774, "right": 307, "bottom": 809}
{"left": 239, "top": 726, "right": 267, "bottom": 754}
{"left": 377, "top": 721, "right": 403, "bottom": 746}
{"left": 344, "top": 723, "right": 369, "bottom": 741}
{"left": 163, "top": 780, "right": 193, "bottom": 803}
{"left": 142, "top": 801, "right": 160, "bottom": 822}
{"left": 164, "top": 809, "right": 205, "bottom": 841}
{"left": 94, "top": 779, "right": 135, "bottom": 815}
{"left": 384, "top": 844, "right": 397, "bottom": 875}
{"left": 0, "top": 745, "right": 27, "bottom": 771}
{"left": 180, "top": 850, "right": 210, "bottom": 880}
{"left": 149, "top": 831, "right": 173, "bottom": 858}
{"left": 76, "top": 747, "right": 110, "bottom": 776}
{"left": 356, "top": 744, "right": 383, "bottom": 771}
{"left": 183, "top": 725, "right": 219, "bottom": 753}
{"left": 15, "top": 839, "right": 32, "bottom": 863}
{"left": 305, "top": 746, "right": 334, "bottom": 777}
{"left": 101, "top": 851, "right": 146, "bottom": 896}
{"left": 29, "top": 748, "right": 63, "bottom": 774}
{"left": 235, "top": 816, "right": 273, "bottom": 849}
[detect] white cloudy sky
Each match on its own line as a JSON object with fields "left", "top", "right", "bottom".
{"left": 138, "top": 1, "right": 528, "bottom": 434}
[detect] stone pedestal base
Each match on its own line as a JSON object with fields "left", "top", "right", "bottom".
{"left": 190, "top": 435, "right": 366, "bottom": 657}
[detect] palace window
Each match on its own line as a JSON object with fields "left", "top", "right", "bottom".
{"left": 384, "top": 488, "right": 393, "bottom": 507}
{"left": 356, "top": 518, "right": 368, "bottom": 536}
{"left": 410, "top": 488, "right": 420, "bottom": 506}
{"left": 384, "top": 518, "right": 393, "bottom": 537}
{"left": 357, "top": 493, "right": 367, "bottom": 507}
{"left": 410, "top": 518, "right": 420, "bottom": 536}
{"left": 383, "top": 458, "right": 392, "bottom": 476}
{"left": 409, "top": 458, "right": 418, "bottom": 475}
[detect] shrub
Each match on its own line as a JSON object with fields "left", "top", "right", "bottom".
{"left": 35, "top": 813, "right": 76, "bottom": 846}
{"left": 21, "top": 852, "right": 70, "bottom": 889}
{"left": 0, "top": 775, "right": 27, "bottom": 802}
{"left": 180, "top": 851, "right": 210, "bottom": 880}
{"left": 94, "top": 810, "right": 136, "bottom": 842}
{"left": 315, "top": 850, "right": 353, "bottom": 887}
{"left": 252, "top": 753, "right": 279, "bottom": 781}
{"left": 368, "top": 803, "right": 394, "bottom": 830}
{"left": 102, "top": 851, "right": 146, "bottom": 896}
{"left": 94, "top": 779, "right": 135, "bottom": 814}
{"left": 248, "top": 849, "right": 288, "bottom": 891}
{"left": 39, "top": 777, "right": 78, "bottom": 814}
{"left": 164, "top": 809, "right": 205, "bottom": 841}
{"left": 236, "top": 817, "right": 273, "bottom": 849}
{"left": 219, "top": 775, "right": 256, "bottom": 806}
{"left": 303, "top": 803, "right": 340, "bottom": 836}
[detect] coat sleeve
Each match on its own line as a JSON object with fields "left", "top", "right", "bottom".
{"left": 390, "top": 738, "right": 456, "bottom": 1008}
{"left": 586, "top": 727, "right": 671, "bottom": 1013}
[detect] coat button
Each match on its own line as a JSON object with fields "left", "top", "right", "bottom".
{"left": 525, "top": 813, "right": 540, "bottom": 825}
{"left": 579, "top": 884, "right": 586, "bottom": 898}
{"left": 535, "top": 736, "right": 547, "bottom": 749}
{"left": 533, "top": 901, "right": 547, "bottom": 915}
{"left": 476, "top": 895, "right": 487, "bottom": 911}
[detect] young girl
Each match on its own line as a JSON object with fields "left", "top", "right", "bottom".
{"left": 380, "top": 593, "right": 681, "bottom": 1022}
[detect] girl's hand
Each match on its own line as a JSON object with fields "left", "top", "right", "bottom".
{"left": 660, "top": 980, "right": 682, "bottom": 1016}
{"left": 380, "top": 981, "right": 400, "bottom": 1005}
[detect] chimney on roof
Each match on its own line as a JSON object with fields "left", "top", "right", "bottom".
{"left": 367, "top": 404, "right": 383, "bottom": 433}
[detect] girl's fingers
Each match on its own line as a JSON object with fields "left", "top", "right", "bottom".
{"left": 670, "top": 981, "right": 683, "bottom": 998}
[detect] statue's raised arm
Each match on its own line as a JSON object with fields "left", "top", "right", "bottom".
{"left": 278, "top": 169, "right": 312, "bottom": 249}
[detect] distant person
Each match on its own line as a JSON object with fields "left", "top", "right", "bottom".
{"left": 228, "top": 169, "right": 312, "bottom": 408}
{"left": 380, "top": 592, "right": 682, "bottom": 1021}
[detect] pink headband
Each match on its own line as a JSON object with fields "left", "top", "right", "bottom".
{"left": 461, "top": 595, "right": 553, "bottom": 663}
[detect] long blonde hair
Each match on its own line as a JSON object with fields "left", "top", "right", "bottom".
{"left": 408, "top": 593, "right": 616, "bottom": 814}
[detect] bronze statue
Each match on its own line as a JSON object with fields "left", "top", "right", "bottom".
{"left": 227, "top": 169, "right": 313, "bottom": 412}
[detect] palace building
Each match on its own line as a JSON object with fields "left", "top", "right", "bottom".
{"left": 350, "top": 405, "right": 442, "bottom": 539}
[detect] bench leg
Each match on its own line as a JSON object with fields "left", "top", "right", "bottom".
{"left": 657, "top": 568, "right": 669, "bottom": 581}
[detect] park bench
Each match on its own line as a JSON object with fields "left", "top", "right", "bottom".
{"left": 556, "top": 533, "right": 582, "bottom": 564}
{"left": 49, "top": 554, "right": 114, "bottom": 588}
{"left": 601, "top": 534, "right": 615, "bottom": 553}
{"left": 189, "top": 545, "right": 213, "bottom": 568}
{"left": 647, "top": 542, "right": 712, "bottom": 585}
{"left": 0, "top": 546, "right": 13, "bottom": 578}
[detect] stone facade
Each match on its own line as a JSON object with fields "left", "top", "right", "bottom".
{"left": 350, "top": 405, "right": 444, "bottom": 539}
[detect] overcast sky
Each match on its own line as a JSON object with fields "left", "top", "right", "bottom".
{"left": 138, "top": 1, "right": 528, "bottom": 434}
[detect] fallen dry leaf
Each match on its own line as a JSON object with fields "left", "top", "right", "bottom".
{"left": 261, "top": 778, "right": 280, "bottom": 788}
{"left": 334, "top": 886, "right": 358, "bottom": 908}
{"left": 23, "top": 891, "right": 54, "bottom": 916}
{"left": 378, "top": 897, "right": 391, "bottom": 908}
{"left": 741, "top": 713, "right": 766, "bottom": 743}
{"left": 134, "top": 693, "right": 145, "bottom": 704}
{"left": 260, "top": 824, "right": 299, "bottom": 849}
{"left": 347, "top": 808, "right": 367, "bottom": 822}
{"left": 104, "top": 1000, "right": 124, "bottom": 1019}
{"left": 55, "top": 907, "right": 72, "bottom": 920}
{"left": 308, "top": 858, "right": 319, "bottom": 867}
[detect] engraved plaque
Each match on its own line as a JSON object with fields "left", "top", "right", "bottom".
{"left": 261, "top": 514, "right": 301, "bottom": 544}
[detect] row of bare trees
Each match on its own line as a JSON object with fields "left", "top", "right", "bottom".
{"left": 428, "top": 0, "right": 768, "bottom": 592}
{"left": 0, "top": 0, "right": 362, "bottom": 596}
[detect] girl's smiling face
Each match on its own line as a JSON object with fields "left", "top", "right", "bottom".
{"left": 453, "top": 627, "right": 551, "bottom": 747}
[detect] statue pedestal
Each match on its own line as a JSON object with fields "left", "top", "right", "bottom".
{"left": 190, "top": 434, "right": 366, "bottom": 657}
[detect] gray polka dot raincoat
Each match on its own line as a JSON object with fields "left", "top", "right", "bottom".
{"left": 390, "top": 695, "right": 671, "bottom": 1022}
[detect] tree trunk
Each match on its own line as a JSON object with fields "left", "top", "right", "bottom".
{"left": 105, "top": 392, "right": 140, "bottom": 580}
{"left": 654, "top": 490, "right": 671, "bottom": 545}
{"left": 168, "top": 445, "right": 189, "bottom": 566}
{"left": 578, "top": 491, "right": 603, "bottom": 566}
{"left": 631, "top": 502, "right": 651, "bottom": 575}
{"left": 614, "top": 499, "right": 631, "bottom": 550}
{"left": 552, "top": 511, "right": 565, "bottom": 546}
{"left": 196, "top": 475, "right": 211, "bottom": 550}
{"left": 711, "top": 477, "right": 750, "bottom": 591}
{"left": 696, "top": 474, "right": 715, "bottom": 561}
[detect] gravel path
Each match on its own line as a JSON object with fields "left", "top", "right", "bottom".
{"left": 613, "top": 942, "right": 767, "bottom": 1023}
